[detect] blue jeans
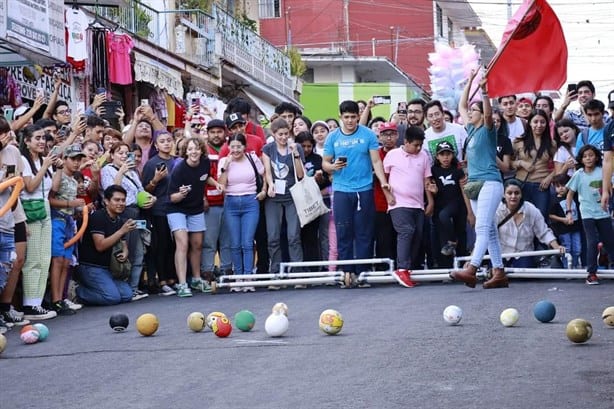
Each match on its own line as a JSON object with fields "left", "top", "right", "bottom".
{"left": 76, "top": 263, "right": 133, "bottom": 305}
{"left": 582, "top": 218, "right": 614, "bottom": 274}
{"left": 224, "top": 194, "right": 260, "bottom": 275}
{"left": 470, "top": 181, "right": 504, "bottom": 268}
{"left": 389, "top": 208, "right": 424, "bottom": 270}
{"left": 265, "top": 198, "right": 303, "bottom": 274}
{"left": 0, "top": 232, "right": 15, "bottom": 292}
{"left": 333, "top": 190, "right": 375, "bottom": 273}
{"left": 559, "top": 231, "right": 582, "bottom": 268}
{"left": 521, "top": 181, "right": 550, "bottom": 220}
{"left": 122, "top": 206, "right": 144, "bottom": 291}
{"left": 202, "top": 206, "right": 231, "bottom": 272}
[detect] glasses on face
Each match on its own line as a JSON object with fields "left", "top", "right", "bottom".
{"left": 407, "top": 110, "right": 423, "bottom": 115}
{"left": 381, "top": 132, "right": 397, "bottom": 139}
{"left": 57, "top": 109, "right": 71, "bottom": 115}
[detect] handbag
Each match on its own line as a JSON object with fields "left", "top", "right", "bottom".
{"left": 463, "top": 180, "right": 485, "bottom": 200}
{"left": 109, "top": 241, "right": 131, "bottom": 281}
{"left": 289, "top": 160, "right": 329, "bottom": 228}
{"left": 245, "top": 153, "right": 264, "bottom": 193}
{"left": 22, "top": 179, "right": 47, "bottom": 223}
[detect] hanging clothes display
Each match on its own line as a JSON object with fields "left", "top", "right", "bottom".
{"left": 165, "top": 93, "right": 176, "bottom": 128}
{"left": 174, "top": 97, "right": 186, "bottom": 129}
{"left": 107, "top": 32, "right": 134, "bottom": 85}
{"left": 65, "top": 8, "right": 88, "bottom": 72}
{"left": 0, "top": 69, "right": 23, "bottom": 108}
{"left": 91, "top": 28, "right": 109, "bottom": 91}
{"left": 149, "top": 88, "right": 168, "bottom": 122}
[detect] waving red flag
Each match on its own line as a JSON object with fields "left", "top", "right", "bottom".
{"left": 486, "top": 0, "right": 568, "bottom": 97}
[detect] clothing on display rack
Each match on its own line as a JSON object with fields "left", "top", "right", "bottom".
{"left": 91, "top": 28, "right": 109, "bottom": 91}
{"left": 107, "top": 32, "right": 134, "bottom": 85}
{"left": 66, "top": 8, "right": 89, "bottom": 61}
{"left": 0, "top": 69, "right": 23, "bottom": 108}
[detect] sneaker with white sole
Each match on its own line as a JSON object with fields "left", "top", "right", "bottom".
{"left": 190, "top": 278, "right": 212, "bottom": 293}
{"left": 586, "top": 273, "right": 600, "bottom": 285}
{"left": 1, "top": 308, "right": 30, "bottom": 326}
{"left": 176, "top": 283, "right": 193, "bottom": 297}
{"left": 243, "top": 286, "right": 256, "bottom": 292}
{"left": 392, "top": 269, "right": 417, "bottom": 288}
{"left": 10, "top": 305, "right": 24, "bottom": 319}
{"left": 131, "top": 290, "right": 149, "bottom": 301}
{"left": 158, "top": 284, "right": 176, "bottom": 296}
{"left": 64, "top": 299, "right": 83, "bottom": 311}
{"left": 22, "top": 305, "right": 57, "bottom": 320}
{"left": 0, "top": 316, "right": 10, "bottom": 334}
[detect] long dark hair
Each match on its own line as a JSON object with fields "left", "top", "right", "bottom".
{"left": 521, "top": 109, "right": 554, "bottom": 160}
{"left": 554, "top": 118, "right": 580, "bottom": 150}
{"left": 20, "top": 124, "right": 52, "bottom": 179}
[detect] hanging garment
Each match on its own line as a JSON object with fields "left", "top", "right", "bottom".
{"left": 165, "top": 93, "right": 176, "bottom": 127}
{"left": 91, "top": 28, "right": 109, "bottom": 90}
{"left": 65, "top": 8, "right": 89, "bottom": 60}
{"left": 107, "top": 32, "right": 134, "bottom": 85}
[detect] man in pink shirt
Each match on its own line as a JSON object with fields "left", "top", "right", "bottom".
{"left": 383, "top": 126, "right": 436, "bottom": 287}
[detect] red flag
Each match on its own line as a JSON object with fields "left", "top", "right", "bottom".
{"left": 486, "top": 0, "right": 567, "bottom": 97}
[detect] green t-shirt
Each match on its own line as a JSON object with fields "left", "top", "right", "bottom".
{"left": 566, "top": 166, "right": 609, "bottom": 220}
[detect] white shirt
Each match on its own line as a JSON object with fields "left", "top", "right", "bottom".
{"left": 20, "top": 155, "right": 53, "bottom": 201}
{"left": 65, "top": 9, "right": 89, "bottom": 60}
{"left": 424, "top": 122, "right": 467, "bottom": 164}
{"left": 506, "top": 117, "right": 525, "bottom": 141}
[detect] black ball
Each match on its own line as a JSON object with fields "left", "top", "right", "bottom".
{"left": 109, "top": 313, "right": 129, "bottom": 332}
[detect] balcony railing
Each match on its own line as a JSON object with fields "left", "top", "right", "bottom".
{"left": 86, "top": 0, "right": 215, "bottom": 68}
{"left": 213, "top": 5, "right": 293, "bottom": 97}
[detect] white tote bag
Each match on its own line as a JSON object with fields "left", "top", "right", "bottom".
{"left": 289, "top": 161, "right": 329, "bottom": 227}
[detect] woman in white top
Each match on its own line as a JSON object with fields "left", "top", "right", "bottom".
{"left": 20, "top": 124, "right": 61, "bottom": 320}
{"left": 553, "top": 119, "right": 580, "bottom": 177}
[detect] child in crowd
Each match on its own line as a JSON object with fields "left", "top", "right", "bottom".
{"left": 431, "top": 141, "right": 467, "bottom": 265}
{"left": 383, "top": 126, "right": 437, "bottom": 287}
{"left": 566, "top": 145, "right": 614, "bottom": 285}
{"left": 48, "top": 144, "right": 86, "bottom": 314}
{"left": 549, "top": 173, "right": 582, "bottom": 268}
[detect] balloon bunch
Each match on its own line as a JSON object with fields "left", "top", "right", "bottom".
{"left": 428, "top": 43, "right": 482, "bottom": 117}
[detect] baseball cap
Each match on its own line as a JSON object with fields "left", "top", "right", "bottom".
{"left": 225, "top": 112, "right": 246, "bottom": 129}
{"left": 378, "top": 122, "right": 398, "bottom": 133}
{"left": 207, "top": 119, "right": 226, "bottom": 130}
{"left": 64, "top": 143, "right": 86, "bottom": 158}
{"left": 310, "top": 120, "right": 330, "bottom": 133}
{"left": 518, "top": 97, "right": 533, "bottom": 105}
{"left": 435, "top": 141, "right": 455, "bottom": 154}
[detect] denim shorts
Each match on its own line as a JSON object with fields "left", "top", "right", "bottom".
{"left": 167, "top": 212, "right": 206, "bottom": 233}
{"left": 0, "top": 231, "right": 15, "bottom": 291}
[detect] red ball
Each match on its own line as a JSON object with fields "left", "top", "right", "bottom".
{"left": 212, "top": 315, "right": 232, "bottom": 338}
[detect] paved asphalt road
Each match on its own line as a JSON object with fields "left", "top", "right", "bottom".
{"left": 1, "top": 279, "right": 614, "bottom": 409}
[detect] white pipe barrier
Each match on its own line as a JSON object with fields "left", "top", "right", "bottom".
{"left": 279, "top": 258, "right": 395, "bottom": 275}
{"left": 453, "top": 248, "right": 567, "bottom": 269}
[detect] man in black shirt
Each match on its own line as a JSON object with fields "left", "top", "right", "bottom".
{"left": 76, "top": 185, "right": 137, "bottom": 305}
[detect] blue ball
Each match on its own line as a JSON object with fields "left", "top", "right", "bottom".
{"left": 533, "top": 300, "right": 556, "bottom": 323}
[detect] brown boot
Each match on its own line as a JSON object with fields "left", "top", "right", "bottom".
{"left": 483, "top": 267, "right": 509, "bottom": 289}
{"left": 449, "top": 263, "right": 478, "bottom": 288}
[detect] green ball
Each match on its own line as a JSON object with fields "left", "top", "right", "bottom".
{"left": 136, "top": 191, "right": 152, "bottom": 208}
{"left": 33, "top": 323, "right": 49, "bottom": 341}
{"left": 234, "top": 310, "right": 256, "bottom": 332}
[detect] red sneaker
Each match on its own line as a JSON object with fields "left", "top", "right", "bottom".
{"left": 392, "top": 269, "right": 417, "bottom": 288}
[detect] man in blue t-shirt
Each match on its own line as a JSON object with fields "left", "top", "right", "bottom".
{"left": 322, "top": 100, "right": 390, "bottom": 285}
{"left": 576, "top": 99, "right": 608, "bottom": 152}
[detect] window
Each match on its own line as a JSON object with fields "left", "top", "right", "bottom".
{"left": 259, "top": 0, "right": 281, "bottom": 19}
{"left": 447, "top": 18, "right": 453, "bottom": 44}
{"left": 436, "top": 4, "right": 443, "bottom": 38}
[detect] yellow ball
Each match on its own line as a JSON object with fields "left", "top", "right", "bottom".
{"left": 319, "top": 309, "right": 344, "bottom": 335}
{"left": 136, "top": 313, "right": 159, "bottom": 336}
{"left": 500, "top": 308, "right": 519, "bottom": 327}
{"left": 566, "top": 319, "right": 592, "bottom": 343}
{"left": 206, "top": 312, "right": 227, "bottom": 329}
{"left": 272, "top": 302, "right": 288, "bottom": 317}
{"left": 187, "top": 312, "right": 206, "bottom": 332}
{"left": 0, "top": 333, "right": 6, "bottom": 354}
{"left": 602, "top": 307, "right": 614, "bottom": 327}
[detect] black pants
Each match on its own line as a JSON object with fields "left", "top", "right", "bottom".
{"left": 374, "top": 211, "right": 396, "bottom": 269}
{"left": 146, "top": 215, "right": 177, "bottom": 283}
{"left": 255, "top": 202, "right": 270, "bottom": 274}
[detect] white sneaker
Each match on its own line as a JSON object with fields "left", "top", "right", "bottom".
{"left": 229, "top": 286, "right": 242, "bottom": 293}
{"left": 158, "top": 284, "right": 176, "bottom": 296}
{"left": 243, "top": 286, "right": 256, "bottom": 292}
{"left": 23, "top": 305, "right": 57, "bottom": 320}
{"left": 64, "top": 299, "right": 83, "bottom": 311}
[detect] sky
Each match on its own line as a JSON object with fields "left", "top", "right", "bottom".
{"left": 468, "top": 0, "right": 614, "bottom": 102}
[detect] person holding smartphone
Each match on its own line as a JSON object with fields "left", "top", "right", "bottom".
{"left": 141, "top": 131, "right": 177, "bottom": 296}
{"left": 554, "top": 80, "right": 605, "bottom": 128}
{"left": 20, "top": 125, "right": 62, "bottom": 320}
{"left": 101, "top": 142, "right": 155, "bottom": 301}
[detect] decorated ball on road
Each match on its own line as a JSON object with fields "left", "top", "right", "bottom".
{"left": 319, "top": 309, "right": 344, "bottom": 335}
{"left": 443, "top": 305, "right": 463, "bottom": 325}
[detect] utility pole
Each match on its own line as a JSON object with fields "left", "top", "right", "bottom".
{"left": 343, "top": 0, "right": 350, "bottom": 52}
{"left": 286, "top": 6, "right": 292, "bottom": 50}
{"left": 394, "top": 26, "right": 400, "bottom": 64}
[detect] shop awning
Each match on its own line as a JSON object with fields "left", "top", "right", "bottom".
{"left": 242, "top": 88, "right": 276, "bottom": 119}
{"left": 133, "top": 52, "right": 184, "bottom": 98}
{"left": 0, "top": 39, "right": 64, "bottom": 66}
